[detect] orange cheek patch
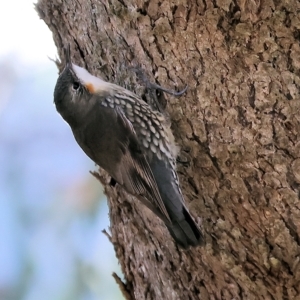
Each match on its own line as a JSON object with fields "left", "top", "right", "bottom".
{"left": 85, "top": 83, "right": 95, "bottom": 93}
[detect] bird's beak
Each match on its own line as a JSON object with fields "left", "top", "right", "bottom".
{"left": 64, "top": 44, "right": 72, "bottom": 68}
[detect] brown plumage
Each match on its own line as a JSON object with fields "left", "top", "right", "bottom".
{"left": 53, "top": 46, "right": 203, "bottom": 248}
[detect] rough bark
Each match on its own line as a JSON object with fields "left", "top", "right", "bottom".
{"left": 36, "top": 0, "right": 300, "bottom": 299}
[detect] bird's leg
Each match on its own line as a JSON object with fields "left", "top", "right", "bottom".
{"left": 147, "top": 88, "right": 166, "bottom": 114}
{"left": 132, "top": 67, "right": 187, "bottom": 113}
{"left": 132, "top": 67, "right": 187, "bottom": 96}
{"left": 146, "top": 82, "right": 188, "bottom": 97}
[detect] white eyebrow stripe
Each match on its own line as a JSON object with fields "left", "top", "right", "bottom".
{"left": 72, "top": 64, "right": 111, "bottom": 93}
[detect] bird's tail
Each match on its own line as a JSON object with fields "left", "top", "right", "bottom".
{"left": 149, "top": 156, "right": 204, "bottom": 248}
{"left": 166, "top": 206, "right": 204, "bottom": 249}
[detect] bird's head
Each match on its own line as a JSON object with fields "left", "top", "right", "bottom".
{"left": 54, "top": 45, "right": 112, "bottom": 122}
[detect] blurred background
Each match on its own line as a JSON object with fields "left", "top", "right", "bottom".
{"left": 0, "top": 1, "right": 123, "bottom": 299}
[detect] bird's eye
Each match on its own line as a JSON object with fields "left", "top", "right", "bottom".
{"left": 72, "top": 82, "right": 80, "bottom": 91}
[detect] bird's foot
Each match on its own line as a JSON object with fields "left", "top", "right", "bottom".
{"left": 131, "top": 67, "right": 187, "bottom": 113}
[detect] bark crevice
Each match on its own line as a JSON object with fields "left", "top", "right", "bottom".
{"left": 37, "top": 0, "right": 300, "bottom": 299}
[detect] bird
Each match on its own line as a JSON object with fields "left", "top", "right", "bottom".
{"left": 53, "top": 45, "right": 203, "bottom": 248}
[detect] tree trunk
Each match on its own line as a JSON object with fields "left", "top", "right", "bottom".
{"left": 36, "top": 0, "right": 300, "bottom": 299}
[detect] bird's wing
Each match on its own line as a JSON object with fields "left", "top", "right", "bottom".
{"left": 113, "top": 106, "right": 171, "bottom": 222}
{"left": 74, "top": 102, "right": 171, "bottom": 223}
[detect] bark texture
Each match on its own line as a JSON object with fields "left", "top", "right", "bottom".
{"left": 37, "top": 0, "right": 300, "bottom": 299}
